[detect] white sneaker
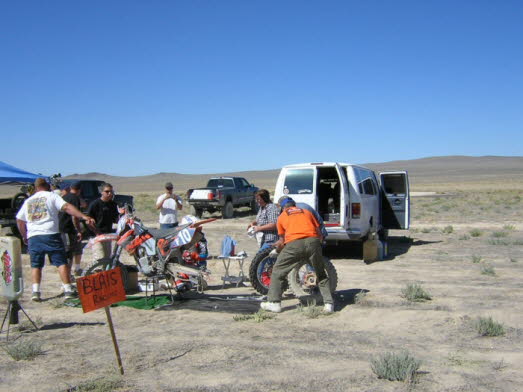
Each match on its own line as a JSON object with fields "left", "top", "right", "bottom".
{"left": 323, "top": 303, "right": 334, "bottom": 313}
{"left": 260, "top": 301, "right": 282, "bottom": 313}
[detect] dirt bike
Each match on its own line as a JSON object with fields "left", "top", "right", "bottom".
{"left": 248, "top": 244, "right": 338, "bottom": 298}
{"left": 82, "top": 206, "right": 215, "bottom": 294}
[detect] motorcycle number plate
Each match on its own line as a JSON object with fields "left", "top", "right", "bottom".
{"left": 171, "top": 228, "right": 195, "bottom": 248}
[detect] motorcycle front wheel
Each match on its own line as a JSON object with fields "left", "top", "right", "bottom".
{"left": 81, "top": 258, "right": 129, "bottom": 289}
{"left": 248, "top": 247, "right": 288, "bottom": 295}
{"left": 287, "top": 257, "right": 337, "bottom": 299}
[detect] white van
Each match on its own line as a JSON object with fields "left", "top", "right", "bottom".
{"left": 274, "top": 162, "right": 410, "bottom": 249}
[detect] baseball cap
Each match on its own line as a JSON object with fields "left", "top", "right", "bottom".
{"left": 71, "top": 182, "right": 82, "bottom": 190}
{"left": 165, "top": 182, "right": 173, "bottom": 189}
{"left": 278, "top": 196, "right": 294, "bottom": 209}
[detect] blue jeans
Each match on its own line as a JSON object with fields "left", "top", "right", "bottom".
{"left": 28, "top": 233, "right": 68, "bottom": 268}
{"left": 160, "top": 222, "right": 178, "bottom": 229}
{"left": 259, "top": 240, "right": 275, "bottom": 252}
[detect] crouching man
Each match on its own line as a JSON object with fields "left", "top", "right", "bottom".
{"left": 16, "top": 178, "right": 95, "bottom": 301}
{"left": 260, "top": 197, "right": 334, "bottom": 313}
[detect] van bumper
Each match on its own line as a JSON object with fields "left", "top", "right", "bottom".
{"left": 326, "top": 228, "right": 362, "bottom": 241}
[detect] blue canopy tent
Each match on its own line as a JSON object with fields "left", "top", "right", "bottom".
{"left": 0, "top": 161, "right": 44, "bottom": 185}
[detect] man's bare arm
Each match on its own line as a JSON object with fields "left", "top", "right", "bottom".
{"left": 61, "top": 203, "right": 95, "bottom": 227}
{"left": 16, "top": 219, "right": 28, "bottom": 244}
{"left": 156, "top": 194, "right": 169, "bottom": 210}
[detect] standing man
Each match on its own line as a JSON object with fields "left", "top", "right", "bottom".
{"left": 248, "top": 189, "right": 279, "bottom": 250}
{"left": 261, "top": 197, "right": 334, "bottom": 313}
{"left": 86, "top": 183, "right": 119, "bottom": 260}
{"left": 58, "top": 182, "right": 84, "bottom": 276}
{"left": 156, "top": 182, "right": 183, "bottom": 229}
{"left": 16, "top": 178, "right": 95, "bottom": 301}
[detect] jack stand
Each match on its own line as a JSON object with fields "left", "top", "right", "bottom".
{"left": 0, "top": 300, "right": 38, "bottom": 341}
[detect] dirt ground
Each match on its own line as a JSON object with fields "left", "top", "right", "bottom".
{"left": 1, "top": 190, "right": 523, "bottom": 392}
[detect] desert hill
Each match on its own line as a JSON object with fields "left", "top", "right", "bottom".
{"left": 64, "top": 155, "right": 523, "bottom": 193}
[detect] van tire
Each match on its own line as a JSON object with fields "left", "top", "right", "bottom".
{"left": 288, "top": 257, "right": 337, "bottom": 300}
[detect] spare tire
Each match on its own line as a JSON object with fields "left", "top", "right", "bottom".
{"left": 11, "top": 192, "right": 28, "bottom": 211}
{"left": 287, "top": 257, "right": 338, "bottom": 300}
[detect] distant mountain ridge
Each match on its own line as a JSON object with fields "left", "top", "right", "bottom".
{"left": 64, "top": 155, "right": 523, "bottom": 193}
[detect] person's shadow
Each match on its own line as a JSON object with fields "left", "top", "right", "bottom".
{"left": 324, "top": 236, "right": 442, "bottom": 262}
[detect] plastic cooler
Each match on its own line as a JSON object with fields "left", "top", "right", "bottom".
{"left": 0, "top": 236, "right": 23, "bottom": 301}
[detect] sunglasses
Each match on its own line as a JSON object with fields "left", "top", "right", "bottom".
{"left": 103, "top": 190, "right": 114, "bottom": 193}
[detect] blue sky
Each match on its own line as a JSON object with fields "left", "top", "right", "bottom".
{"left": 1, "top": 1, "right": 522, "bottom": 176}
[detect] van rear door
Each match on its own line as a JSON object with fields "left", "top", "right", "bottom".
{"left": 281, "top": 167, "right": 316, "bottom": 208}
{"left": 379, "top": 171, "right": 410, "bottom": 229}
{"left": 334, "top": 163, "right": 349, "bottom": 229}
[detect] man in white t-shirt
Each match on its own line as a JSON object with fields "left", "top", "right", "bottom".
{"left": 156, "top": 182, "right": 183, "bottom": 229}
{"left": 16, "top": 178, "right": 95, "bottom": 302}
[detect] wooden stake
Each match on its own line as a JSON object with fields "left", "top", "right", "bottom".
{"left": 104, "top": 306, "right": 124, "bottom": 375}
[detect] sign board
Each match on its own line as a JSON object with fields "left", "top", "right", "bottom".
{"left": 0, "top": 236, "right": 23, "bottom": 301}
{"left": 77, "top": 267, "right": 126, "bottom": 313}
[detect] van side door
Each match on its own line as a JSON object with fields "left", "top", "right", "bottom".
{"left": 379, "top": 171, "right": 410, "bottom": 229}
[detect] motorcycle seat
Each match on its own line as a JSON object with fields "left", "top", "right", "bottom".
{"left": 149, "top": 223, "right": 191, "bottom": 240}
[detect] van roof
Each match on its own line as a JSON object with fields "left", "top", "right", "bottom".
{"left": 283, "top": 162, "right": 353, "bottom": 168}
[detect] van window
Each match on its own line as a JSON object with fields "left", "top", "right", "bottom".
{"left": 354, "top": 168, "right": 377, "bottom": 195}
{"left": 283, "top": 169, "right": 314, "bottom": 194}
{"left": 381, "top": 174, "right": 406, "bottom": 195}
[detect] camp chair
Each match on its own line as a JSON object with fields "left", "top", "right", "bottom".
{"left": 217, "top": 235, "right": 247, "bottom": 288}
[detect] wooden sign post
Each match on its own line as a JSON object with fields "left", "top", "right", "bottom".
{"left": 76, "top": 267, "right": 127, "bottom": 375}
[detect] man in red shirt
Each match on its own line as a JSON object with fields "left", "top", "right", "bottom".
{"left": 261, "top": 197, "right": 334, "bottom": 313}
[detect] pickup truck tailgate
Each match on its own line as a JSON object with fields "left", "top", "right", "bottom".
{"left": 190, "top": 189, "right": 213, "bottom": 199}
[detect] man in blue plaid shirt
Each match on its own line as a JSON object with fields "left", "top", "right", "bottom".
{"left": 248, "top": 189, "right": 279, "bottom": 250}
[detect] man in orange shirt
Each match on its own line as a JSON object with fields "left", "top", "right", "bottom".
{"left": 260, "top": 197, "right": 334, "bottom": 313}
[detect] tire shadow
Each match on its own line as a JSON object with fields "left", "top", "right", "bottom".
{"left": 325, "top": 237, "right": 442, "bottom": 262}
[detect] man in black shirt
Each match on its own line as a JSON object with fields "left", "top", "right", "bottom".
{"left": 59, "top": 182, "right": 84, "bottom": 276}
{"left": 86, "top": 183, "right": 119, "bottom": 260}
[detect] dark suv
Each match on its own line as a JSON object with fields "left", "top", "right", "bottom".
{"left": 59, "top": 179, "right": 134, "bottom": 211}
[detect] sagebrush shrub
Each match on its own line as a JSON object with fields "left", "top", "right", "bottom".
{"left": 3, "top": 339, "right": 43, "bottom": 361}
{"left": 470, "top": 229, "right": 483, "bottom": 237}
{"left": 233, "top": 310, "right": 275, "bottom": 322}
{"left": 67, "top": 375, "right": 124, "bottom": 392}
{"left": 370, "top": 351, "right": 421, "bottom": 382}
{"left": 401, "top": 283, "right": 432, "bottom": 302}
{"left": 475, "top": 316, "right": 505, "bottom": 337}
{"left": 481, "top": 264, "right": 496, "bottom": 276}
{"left": 471, "top": 255, "right": 482, "bottom": 263}
{"left": 442, "top": 225, "right": 454, "bottom": 234}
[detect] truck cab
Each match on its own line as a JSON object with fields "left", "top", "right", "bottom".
{"left": 274, "top": 162, "right": 409, "bottom": 247}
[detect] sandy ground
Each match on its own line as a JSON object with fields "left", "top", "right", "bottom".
{"left": 1, "top": 207, "right": 523, "bottom": 392}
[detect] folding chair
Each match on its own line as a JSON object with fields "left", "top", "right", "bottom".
{"left": 217, "top": 235, "right": 247, "bottom": 288}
